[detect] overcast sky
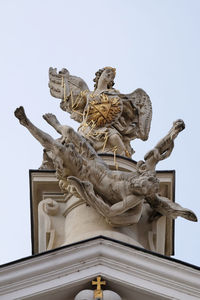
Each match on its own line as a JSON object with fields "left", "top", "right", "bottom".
{"left": 0, "top": 0, "right": 200, "bottom": 266}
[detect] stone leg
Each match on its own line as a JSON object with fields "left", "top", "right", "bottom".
{"left": 43, "top": 113, "right": 63, "bottom": 135}
{"left": 14, "top": 107, "right": 63, "bottom": 153}
{"left": 43, "top": 112, "right": 99, "bottom": 160}
{"left": 14, "top": 107, "right": 84, "bottom": 177}
{"left": 108, "top": 133, "right": 127, "bottom": 156}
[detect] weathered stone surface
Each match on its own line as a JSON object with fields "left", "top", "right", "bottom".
{"left": 48, "top": 67, "right": 152, "bottom": 157}
{"left": 14, "top": 66, "right": 197, "bottom": 255}
{"left": 75, "top": 289, "right": 121, "bottom": 300}
{"left": 31, "top": 160, "right": 175, "bottom": 255}
{"left": 15, "top": 107, "right": 197, "bottom": 230}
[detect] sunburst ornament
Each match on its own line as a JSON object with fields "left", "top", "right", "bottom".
{"left": 86, "top": 93, "right": 122, "bottom": 127}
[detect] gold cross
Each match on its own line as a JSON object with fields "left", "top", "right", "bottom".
{"left": 92, "top": 276, "right": 106, "bottom": 299}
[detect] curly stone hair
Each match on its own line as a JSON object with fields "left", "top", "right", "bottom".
{"left": 93, "top": 67, "right": 116, "bottom": 90}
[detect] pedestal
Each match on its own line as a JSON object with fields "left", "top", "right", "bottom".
{"left": 30, "top": 154, "right": 175, "bottom": 256}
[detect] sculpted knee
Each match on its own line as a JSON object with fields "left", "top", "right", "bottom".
{"left": 61, "top": 126, "right": 74, "bottom": 138}
{"left": 109, "top": 134, "right": 125, "bottom": 150}
{"left": 109, "top": 133, "right": 119, "bottom": 144}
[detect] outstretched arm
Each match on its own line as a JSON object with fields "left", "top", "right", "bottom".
{"left": 144, "top": 119, "right": 185, "bottom": 170}
{"left": 67, "top": 176, "right": 143, "bottom": 217}
{"left": 66, "top": 176, "right": 144, "bottom": 226}
{"left": 146, "top": 193, "right": 197, "bottom": 222}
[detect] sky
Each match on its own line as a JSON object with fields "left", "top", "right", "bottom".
{"left": 0, "top": 0, "right": 200, "bottom": 266}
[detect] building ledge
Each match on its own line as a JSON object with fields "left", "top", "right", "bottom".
{"left": 0, "top": 236, "right": 200, "bottom": 300}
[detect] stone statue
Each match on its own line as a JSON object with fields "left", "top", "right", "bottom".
{"left": 48, "top": 67, "right": 152, "bottom": 157}
{"left": 14, "top": 107, "right": 197, "bottom": 226}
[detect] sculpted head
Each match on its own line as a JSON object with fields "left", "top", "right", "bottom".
{"left": 93, "top": 67, "right": 116, "bottom": 90}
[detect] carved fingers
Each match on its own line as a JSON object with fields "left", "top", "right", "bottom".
{"left": 49, "top": 67, "right": 69, "bottom": 83}
{"left": 49, "top": 67, "right": 69, "bottom": 99}
{"left": 173, "top": 119, "right": 185, "bottom": 132}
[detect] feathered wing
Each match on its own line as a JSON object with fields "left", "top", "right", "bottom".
{"left": 130, "top": 88, "right": 152, "bottom": 140}
{"left": 48, "top": 67, "right": 89, "bottom": 123}
{"left": 118, "top": 88, "right": 152, "bottom": 141}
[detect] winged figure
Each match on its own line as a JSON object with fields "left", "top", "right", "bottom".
{"left": 49, "top": 67, "right": 152, "bottom": 157}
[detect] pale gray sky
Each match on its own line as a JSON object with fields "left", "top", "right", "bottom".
{"left": 0, "top": 0, "right": 200, "bottom": 266}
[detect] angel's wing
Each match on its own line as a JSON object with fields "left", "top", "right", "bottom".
{"left": 129, "top": 88, "right": 152, "bottom": 140}
{"left": 48, "top": 67, "right": 89, "bottom": 123}
{"left": 118, "top": 88, "right": 152, "bottom": 141}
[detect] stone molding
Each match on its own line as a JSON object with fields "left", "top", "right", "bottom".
{"left": 0, "top": 237, "right": 199, "bottom": 300}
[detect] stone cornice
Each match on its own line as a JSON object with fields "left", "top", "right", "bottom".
{"left": 0, "top": 237, "right": 199, "bottom": 299}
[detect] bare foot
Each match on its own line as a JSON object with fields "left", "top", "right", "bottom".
{"left": 14, "top": 106, "right": 29, "bottom": 126}
{"left": 43, "top": 113, "right": 60, "bottom": 128}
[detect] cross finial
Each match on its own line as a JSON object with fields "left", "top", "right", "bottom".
{"left": 92, "top": 276, "right": 106, "bottom": 299}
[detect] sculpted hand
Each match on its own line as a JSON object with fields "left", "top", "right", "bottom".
{"left": 49, "top": 67, "right": 70, "bottom": 99}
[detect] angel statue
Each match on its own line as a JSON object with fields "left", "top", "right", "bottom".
{"left": 48, "top": 66, "right": 152, "bottom": 157}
